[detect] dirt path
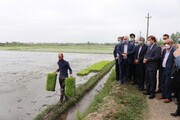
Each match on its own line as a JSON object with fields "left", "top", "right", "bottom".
{"left": 147, "top": 93, "right": 180, "bottom": 120}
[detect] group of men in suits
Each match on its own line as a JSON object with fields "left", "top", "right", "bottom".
{"left": 113, "top": 33, "right": 177, "bottom": 101}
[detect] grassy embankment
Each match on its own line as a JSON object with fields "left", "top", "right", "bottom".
{"left": 34, "top": 60, "right": 115, "bottom": 120}
{"left": 77, "top": 70, "right": 147, "bottom": 120}
{"left": 0, "top": 44, "right": 114, "bottom": 54}
{"left": 77, "top": 61, "right": 111, "bottom": 76}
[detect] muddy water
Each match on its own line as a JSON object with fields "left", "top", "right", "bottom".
{"left": 0, "top": 51, "right": 113, "bottom": 120}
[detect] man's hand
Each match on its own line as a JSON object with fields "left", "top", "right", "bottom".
{"left": 143, "top": 59, "right": 148, "bottom": 64}
{"left": 135, "top": 59, "right": 139, "bottom": 64}
{"left": 122, "top": 53, "right": 127, "bottom": 57}
{"left": 115, "top": 57, "right": 118, "bottom": 60}
{"left": 70, "top": 74, "right": 73, "bottom": 77}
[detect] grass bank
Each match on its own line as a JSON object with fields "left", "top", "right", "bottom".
{"left": 0, "top": 44, "right": 114, "bottom": 54}
{"left": 34, "top": 60, "right": 115, "bottom": 120}
{"left": 77, "top": 70, "right": 147, "bottom": 120}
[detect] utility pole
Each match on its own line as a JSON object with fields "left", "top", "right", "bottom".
{"left": 139, "top": 31, "right": 142, "bottom": 38}
{"left": 145, "top": 13, "right": 151, "bottom": 42}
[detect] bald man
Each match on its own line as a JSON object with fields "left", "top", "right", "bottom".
{"left": 117, "top": 35, "right": 134, "bottom": 84}
{"left": 159, "top": 39, "right": 175, "bottom": 103}
{"left": 56, "top": 52, "right": 72, "bottom": 103}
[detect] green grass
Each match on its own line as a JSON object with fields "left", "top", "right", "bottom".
{"left": 34, "top": 60, "right": 115, "bottom": 120}
{"left": 77, "top": 70, "right": 147, "bottom": 120}
{"left": 77, "top": 61, "right": 111, "bottom": 76}
{"left": 0, "top": 44, "right": 114, "bottom": 54}
{"left": 65, "top": 77, "right": 76, "bottom": 97}
{"left": 46, "top": 73, "right": 57, "bottom": 91}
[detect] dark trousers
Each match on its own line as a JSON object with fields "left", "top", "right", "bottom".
{"left": 176, "top": 91, "right": 180, "bottom": 113}
{"left": 136, "top": 63, "right": 145, "bottom": 89}
{"left": 59, "top": 78, "right": 66, "bottom": 101}
{"left": 146, "top": 70, "right": 157, "bottom": 95}
{"left": 158, "top": 68, "right": 162, "bottom": 91}
{"left": 120, "top": 59, "right": 130, "bottom": 83}
{"left": 115, "top": 60, "right": 120, "bottom": 81}
{"left": 130, "top": 63, "right": 136, "bottom": 83}
{"left": 161, "top": 68, "right": 172, "bottom": 100}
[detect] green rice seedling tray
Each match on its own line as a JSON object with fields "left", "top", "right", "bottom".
{"left": 46, "top": 72, "right": 57, "bottom": 91}
{"left": 76, "top": 61, "right": 110, "bottom": 76}
{"left": 65, "top": 77, "right": 76, "bottom": 97}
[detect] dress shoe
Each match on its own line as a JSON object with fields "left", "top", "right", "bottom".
{"left": 171, "top": 112, "right": 180, "bottom": 117}
{"left": 139, "top": 88, "right": 144, "bottom": 91}
{"left": 149, "top": 94, "right": 155, "bottom": 99}
{"left": 158, "top": 96, "right": 165, "bottom": 100}
{"left": 164, "top": 99, "right": 172, "bottom": 103}
{"left": 143, "top": 92, "right": 150, "bottom": 95}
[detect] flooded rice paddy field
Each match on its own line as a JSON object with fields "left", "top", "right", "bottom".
{"left": 0, "top": 51, "right": 113, "bottom": 120}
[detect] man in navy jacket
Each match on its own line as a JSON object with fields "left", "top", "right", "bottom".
{"left": 160, "top": 39, "right": 175, "bottom": 103}
{"left": 117, "top": 35, "right": 134, "bottom": 84}
{"left": 143, "top": 35, "right": 161, "bottom": 99}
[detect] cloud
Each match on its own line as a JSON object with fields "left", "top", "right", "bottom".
{"left": 0, "top": 0, "right": 179, "bottom": 43}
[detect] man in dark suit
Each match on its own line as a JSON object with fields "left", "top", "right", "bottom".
{"left": 171, "top": 44, "right": 180, "bottom": 116}
{"left": 134, "top": 37, "right": 148, "bottom": 91}
{"left": 143, "top": 35, "right": 161, "bottom": 99}
{"left": 117, "top": 35, "right": 134, "bottom": 84}
{"left": 113, "top": 37, "right": 122, "bottom": 81}
{"left": 159, "top": 39, "right": 175, "bottom": 103}
{"left": 129, "top": 33, "right": 136, "bottom": 84}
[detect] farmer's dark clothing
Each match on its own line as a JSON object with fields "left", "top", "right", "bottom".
{"left": 56, "top": 60, "right": 72, "bottom": 79}
{"left": 56, "top": 59, "right": 72, "bottom": 102}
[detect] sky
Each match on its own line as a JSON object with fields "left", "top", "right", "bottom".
{"left": 0, "top": 0, "right": 180, "bottom": 43}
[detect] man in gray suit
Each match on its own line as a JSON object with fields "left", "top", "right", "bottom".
{"left": 143, "top": 35, "right": 161, "bottom": 99}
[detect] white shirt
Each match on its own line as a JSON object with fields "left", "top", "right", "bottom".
{"left": 138, "top": 45, "right": 143, "bottom": 59}
{"left": 150, "top": 43, "right": 155, "bottom": 50}
{"left": 162, "top": 49, "right": 171, "bottom": 68}
{"left": 124, "top": 44, "right": 128, "bottom": 53}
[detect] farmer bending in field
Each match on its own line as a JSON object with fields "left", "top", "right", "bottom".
{"left": 55, "top": 52, "right": 73, "bottom": 103}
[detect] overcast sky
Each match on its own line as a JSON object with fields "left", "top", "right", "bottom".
{"left": 0, "top": 0, "right": 179, "bottom": 43}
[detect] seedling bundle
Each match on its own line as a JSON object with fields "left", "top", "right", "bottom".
{"left": 46, "top": 72, "right": 57, "bottom": 91}
{"left": 77, "top": 61, "right": 110, "bottom": 76}
{"left": 65, "top": 77, "right": 76, "bottom": 97}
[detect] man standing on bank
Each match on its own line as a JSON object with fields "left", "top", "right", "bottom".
{"left": 113, "top": 37, "right": 122, "bottom": 81}
{"left": 160, "top": 39, "right": 175, "bottom": 103}
{"left": 134, "top": 37, "right": 148, "bottom": 91}
{"left": 118, "top": 35, "right": 134, "bottom": 84}
{"left": 56, "top": 52, "right": 73, "bottom": 103}
{"left": 129, "top": 33, "right": 136, "bottom": 84}
{"left": 143, "top": 35, "right": 161, "bottom": 99}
